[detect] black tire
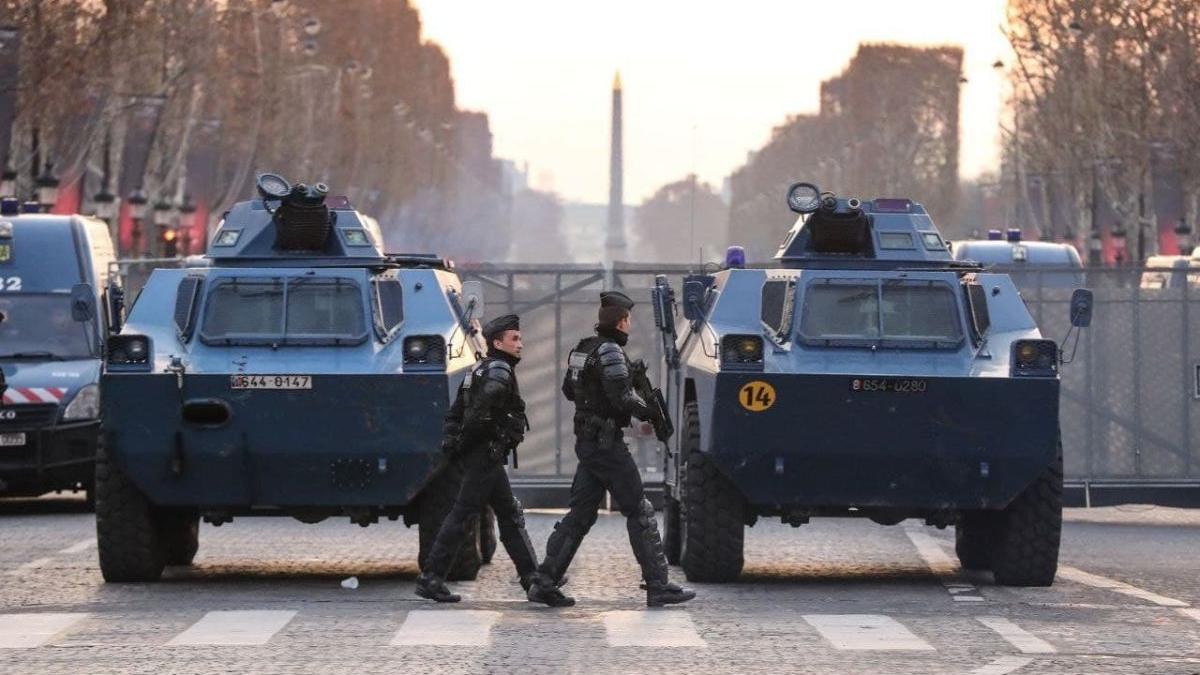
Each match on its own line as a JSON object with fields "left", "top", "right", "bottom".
{"left": 417, "top": 466, "right": 482, "bottom": 582}
{"left": 663, "top": 496, "right": 682, "bottom": 565}
{"left": 160, "top": 513, "right": 200, "bottom": 566}
{"left": 95, "top": 440, "right": 167, "bottom": 582}
{"left": 955, "top": 512, "right": 996, "bottom": 571}
{"left": 479, "top": 507, "right": 497, "bottom": 565}
{"left": 990, "top": 453, "right": 1063, "bottom": 587}
{"left": 679, "top": 402, "right": 744, "bottom": 583}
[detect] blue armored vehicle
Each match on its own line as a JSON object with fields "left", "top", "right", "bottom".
{"left": 96, "top": 174, "right": 491, "bottom": 582}
{"left": 652, "top": 183, "right": 1092, "bottom": 586}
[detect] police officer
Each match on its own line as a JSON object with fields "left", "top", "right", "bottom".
{"left": 416, "top": 314, "right": 572, "bottom": 606}
{"left": 527, "top": 291, "right": 695, "bottom": 607}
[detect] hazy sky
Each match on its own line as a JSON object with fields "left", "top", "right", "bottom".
{"left": 414, "top": 0, "right": 1012, "bottom": 205}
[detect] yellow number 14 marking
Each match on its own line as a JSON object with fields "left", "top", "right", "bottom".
{"left": 738, "top": 381, "right": 776, "bottom": 412}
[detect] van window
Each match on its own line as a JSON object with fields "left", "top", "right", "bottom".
{"left": 0, "top": 294, "right": 92, "bottom": 359}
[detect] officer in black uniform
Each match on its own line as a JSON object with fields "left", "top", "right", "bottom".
{"left": 416, "top": 314, "right": 572, "bottom": 606}
{"left": 528, "top": 291, "right": 695, "bottom": 607}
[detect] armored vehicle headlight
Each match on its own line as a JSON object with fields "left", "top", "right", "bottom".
{"left": 63, "top": 384, "right": 100, "bottom": 421}
{"left": 107, "top": 334, "right": 152, "bottom": 369}
{"left": 403, "top": 335, "right": 446, "bottom": 367}
{"left": 720, "top": 334, "right": 764, "bottom": 370}
{"left": 1011, "top": 339, "right": 1057, "bottom": 377}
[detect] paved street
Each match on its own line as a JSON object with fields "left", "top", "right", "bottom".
{"left": 1, "top": 500, "right": 1198, "bottom": 674}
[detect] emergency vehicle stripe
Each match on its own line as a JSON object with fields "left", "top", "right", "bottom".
{"left": 2, "top": 389, "right": 29, "bottom": 404}
{"left": 28, "top": 388, "right": 63, "bottom": 403}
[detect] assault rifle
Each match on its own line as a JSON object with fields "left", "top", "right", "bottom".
{"left": 630, "top": 359, "right": 673, "bottom": 443}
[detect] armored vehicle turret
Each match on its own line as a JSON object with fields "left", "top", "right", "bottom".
{"left": 97, "top": 173, "right": 493, "bottom": 582}
{"left": 652, "top": 183, "right": 1093, "bottom": 586}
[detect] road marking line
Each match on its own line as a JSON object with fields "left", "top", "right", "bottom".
{"left": 391, "top": 610, "right": 501, "bottom": 647}
{"left": 802, "top": 614, "right": 935, "bottom": 651}
{"left": 1057, "top": 566, "right": 1188, "bottom": 607}
{"left": 601, "top": 610, "right": 707, "bottom": 648}
{"left": 0, "top": 613, "right": 89, "bottom": 649}
{"left": 971, "top": 656, "right": 1035, "bottom": 675}
{"left": 976, "top": 617, "right": 1056, "bottom": 654}
{"left": 1177, "top": 608, "right": 1200, "bottom": 623}
{"left": 905, "top": 529, "right": 984, "bottom": 602}
{"left": 167, "top": 610, "right": 297, "bottom": 646}
{"left": 6, "top": 558, "right": 53, "bottom": 576}
{"left": 58, "top": 538, "right": 96, "bottom": 555}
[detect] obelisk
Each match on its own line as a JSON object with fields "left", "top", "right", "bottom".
{"left": 605, "top": 71, "right": 626, "bottom": 260}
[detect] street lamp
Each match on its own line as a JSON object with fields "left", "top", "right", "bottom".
{"left": 127, "top": 188, "right": 149, "bottom": 220}
{"left": 0, "top": 166, "right": 15, "bottom": 197}
{"left": 1175, "top": 219, "right": 1193, "bottom": 256}
{"left": 93, "top": 189, "right": 117, "bottom": 222}
{"left": 178, "top": 194, "right": 197, "bottom": 256}
{"left": 152, "top": 198, "right": 173, "bottom": 228}
{"left": 35, "top": 164, "right": 59, "bottom": 212}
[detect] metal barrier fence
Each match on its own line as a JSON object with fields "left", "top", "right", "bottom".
{"left": 114, "top": 260, "right": 1200, "bottom": 489}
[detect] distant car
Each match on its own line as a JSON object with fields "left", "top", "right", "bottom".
{"left": 1139, "top": 254, "right": 1200, "bottom": 290}
{"left": 0, "top": 201, "right": 116, "bottom": 502}
{"left": 951, "top": 230, "right": 1084, "bottom": 289}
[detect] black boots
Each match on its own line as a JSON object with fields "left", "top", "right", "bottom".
{"left": 415, "top": 573, "right": 461, "bottom": 603}
{"left": 526, "top": 573, "right": 576, "bottom": 607}
{"left": 644, "top": 581, "right": 696, "bottom": 607}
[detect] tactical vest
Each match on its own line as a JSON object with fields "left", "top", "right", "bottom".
{"left": 566, "top": 336, "right": 626, "bottom": 423}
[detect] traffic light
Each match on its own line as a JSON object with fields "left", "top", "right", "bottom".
{"left": 160, "top": 226, "right": 178, "bottom": 258}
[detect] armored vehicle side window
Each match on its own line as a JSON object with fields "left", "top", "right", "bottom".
{"left": 201, "top": 279, "right": 284, "bottom": 341}
{"left": 286, "top": 279, "right": 364, "bottom": 337}
{"left": 800, "top": 284, "right": 880, "bottom": 340}
{"left": 761, "top": 279, "right": 796, "bottom": 342}
{"left": 964, "top": 282, "right": 990, "bottom": 344}
{"left": 372, "top": 278, "right": 404, "bottom": 338}
{"left": 174, "top": 276, "right": 203, "bottom": 341}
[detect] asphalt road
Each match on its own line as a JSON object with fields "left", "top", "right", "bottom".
{"left": 1, "top": 498, "right": 1198, "bottom": 674}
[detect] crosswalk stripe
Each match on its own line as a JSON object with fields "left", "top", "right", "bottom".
{"left": 0, "top": 613, "right": 89, "bottom": 649}
{"left": 1057, "top": 566, "right": 1188, "bottom": 607}
{"left": 167, "top": 610, "right": 297, "bottom": 646}
{"left": 905, "top": 529, "right": 984, "bottom": 602}
{"left": 970, "top": 656, "right": 1035, "bottom": 675}
{"left": 976, "top": 617, "right": 1056, "bottom": 654}
{"left": 802, "top": 614, "right": 935, "bottom": 651}
{"left": 600, "top": 610, "right": 707, "bottom": 647}
{"left": 1177, "top": 608, "right": 1200, "bottom": 623}
{"left": 391, "top": 610, "right": 501, "bottom": 646}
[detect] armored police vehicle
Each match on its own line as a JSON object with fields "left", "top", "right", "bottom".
{"left": 97, "top": 174, "right": 490, "bottom": 582}
{"left": 652, "top": 183, "right": 1092, "bottom": 586}
{"left": 951, "top": 229, "right": 1084, "bottom": 289}
{"left": 0, "top": 198, "right": 115, "bottom": 502}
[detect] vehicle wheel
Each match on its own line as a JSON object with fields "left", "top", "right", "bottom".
{"left": 159, "top": 513, "right": 200, "bottom": 566}
{"left": 955, "top": 512, "right": 996, "bottom": 571}
{"left": 95, "top": 440, "right": 167, "bottom": 582}
{"left": 679, "top": 402, "right": 744, "bottom": 583}
{"left": 663, "top": 495, "right": 682, "bottom": 565}
{"left": 990, "top": 452, "right": 1063, "bottom": 587}
{"left": 479, "top": 507, "right": 497, "bottom": 565}
{"left": 417, "top": 465, "right": 482, "bottom": 582}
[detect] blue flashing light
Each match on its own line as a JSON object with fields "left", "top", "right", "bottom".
{"left": 20, "top": 201, "right": 40, "bottom": 214}
{"left": 0, "top": 197, "right": 18, "bottom": 216}
{"left": 1006, "top": 228, "right": 1022, "bottom": 243}
{"left": 986, "top": 229, "right": 1003, "bottom": 240}
{"left": 872, "top": 198, "right": 912, "bottom": 213}
{"left": 724, "top": 245, "right": 746, "bottom": 269}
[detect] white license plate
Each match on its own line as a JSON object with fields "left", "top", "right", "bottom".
{"left": 0, "top": 433, "right": 25, "bottom": 447}
{"left": 229, "top": 375, "right": 312, "bottom": 390}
